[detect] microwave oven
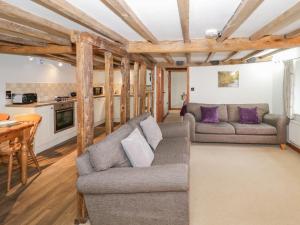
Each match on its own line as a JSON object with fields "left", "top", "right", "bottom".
{"left": 93, "top": 87, "right": 103, "bottom": 96}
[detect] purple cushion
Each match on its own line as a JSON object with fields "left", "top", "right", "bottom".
{"left": 239, "top": 107, "right": 259, "bottom": 124}
{"left": 200, "top": 106, "right": 219, "bottom": 123}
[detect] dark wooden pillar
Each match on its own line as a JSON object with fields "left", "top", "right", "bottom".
{"left": 156, "top": 66, "right": 164, "bottom": 122}
{"left": 75, "top": 36, "right": 94, "bottom": 223}
{"left": 133, "top": 62, "right": 139, "bottom": 117}
{"left": 105, "top": 52, "right": 114, "bottom": 134}
{"left": 139, "top": 62, "right": 146, "bottom": 114}
{"left": 120, "top": 57, "right": 130, "bottom": 124}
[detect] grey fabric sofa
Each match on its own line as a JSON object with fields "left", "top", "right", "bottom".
{"left": 76, "top": 113, "right": 190, "bottom": 225}
{"left": 184, "top": 103, "right": 288, "bottom": 149}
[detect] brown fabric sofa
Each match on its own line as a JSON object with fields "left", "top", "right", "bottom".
{"left": 184, "top": 103, "right": 288, "bottom": 149}
{"left": 76, "top": 113, "right": 190, "bottom": 225}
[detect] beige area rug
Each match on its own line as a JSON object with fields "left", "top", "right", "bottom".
{"left": 190, "top": 143, "right": 300, "bottom": 225}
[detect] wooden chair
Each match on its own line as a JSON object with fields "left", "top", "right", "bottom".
{"left": 0, "top": 114, "right": 42, "bottom": 191}
{"left": 0, "top": 113, "right": 10, "bottom": 121}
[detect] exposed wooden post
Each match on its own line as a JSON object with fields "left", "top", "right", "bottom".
{"left": 139, "top": 62, "right": 147, "bottom": 114}
{"left": 168, "top": 70, "right": 171, "bottom": 110}
{"left": 105, "top": 52, "right": 114, "bottom": 134}
{"left": 156, "top": 66, "right": 164, "bottom": 122}
{"left": 75, "top": 35, "right": 94, "bottom": 224}
{"left": 151, "top": 66, "right": 155, "bottom": 116}
{"left": 120, "top": 57, "right": 130, "bottom": 124}
{"left": 133, "top": 62, "right": 140, "bottom": 116}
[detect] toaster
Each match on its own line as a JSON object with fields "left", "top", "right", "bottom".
{"left": 12, "top": 93, "right": 37, "bottom": 104}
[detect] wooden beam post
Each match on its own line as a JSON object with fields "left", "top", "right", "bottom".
{"left": 133, "top": 62, "right": 140, "bottom": 116}
{"left": 156, "top": 66, "right": 164, "bottom": 122}
{"left": 168, "top": 71, "right": 171, "bottom": 110}
{"left": 139, "top": 62, "right": 147, "bottom": 114}
{"left": 105, "top": 52, "right": 114, "bottom": 134}
{"left": 151, "top": 66, "right": 155, "bottom": 116}
{"left": 120, "top": 57, "right": 130, "bottom": 124}
{"left": 75, "top": 35, "right": 94, "bottom": 224}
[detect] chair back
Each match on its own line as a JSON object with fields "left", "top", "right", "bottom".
{"left": 0, "top": 113, "right": 10, "bottom": 121}
{"left": 13, "top": 114, "right": 42, "bottom": 143}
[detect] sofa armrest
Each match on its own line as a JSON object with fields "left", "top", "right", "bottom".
{"left": 183, "top": 113, "right": 195, "bottom": 141}
{"left": 158, "top": 121, "right": 189, "bottom": 139}
{"left": 76, "top": 152, "right": 94, "bottom": 176}
{"left": 263, "top": 114, "right": 289, "bottom": 143}
{"left": 77, "top": 164, "right": 188, "bottom": 194}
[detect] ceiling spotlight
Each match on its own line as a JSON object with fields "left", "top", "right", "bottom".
{"left": 205, "top": 29, "right": 219, "bottom": 39}
{"left": 58, "top": 62, "right": 63, "bottom": 67}
{"left": 28, "top": 56, "right": 34, "bottom": 61}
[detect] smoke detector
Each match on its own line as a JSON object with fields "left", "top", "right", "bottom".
{"left": 205, "top": 29, "right": 220, "bottom": 39}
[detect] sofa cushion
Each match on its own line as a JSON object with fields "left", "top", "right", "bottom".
{"left": 88, "top": 124, "right": 132, "bottom": 171}
{"left": 231, "top": 122, "right": 277, "bottom": 135}
{"left": 121, "top": 128, "right": 154, "bottom": 167}
{"left": 152, "top": 137, "right": 189, "bottom": 165}
{"left": 227, "top": 104, "right": 269, "bottom": 122}
{"left": 196, "top": 122, "right": 235, "bottom": 134}
{"left": 200, "top": 106, "right": 219, "bottom": 123}
{"left": 127, "top": 112, "right": 150, "bottom": 136}
{"left": 140, "top": 116, "right": 163, "bottom": 150}
{"left": 187, "top": 103, "right": 228, "bottom": 122}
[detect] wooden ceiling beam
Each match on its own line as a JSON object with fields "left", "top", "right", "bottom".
{"left": 0, "top": 44, "right": 74, "bottom": 55}
{"left": 0, "top": 0, "right": 72, "bottom": 38}
{"left": 250, "top": 2, "right": 300, "bottom": 40}
{"left": 100, "top": 0, "right": 173, "bottom": 63}
{"left": 0, "top": 18, "right": 71, "bottom": 45}
{"left": 177, "top": 0, "right": 190, "bottom": 43}
{"left": 71, "top": 32, "right": 127, "bottom": 56}
{"left": 177, "top": 0, "right": 191, "bottom": 64}
{"left": 33, "top": 0, "right": 127, "bottom": 44}
{"left": 223, "top": 51, "right": 238, "bottom": 62}
{"left": 258, "top": 49, "right": 287, "bottom": 59}
{"left": 0, "top": 28, "right": 48, "bottom": 44}
{"left": 240, "top": 50, "right": 263, "bottom": 61}
{"left": 160, "top": 57, "right": 271, "bottom": 68}
{"left": 205, "top": 52, "right": 215, "bottom": 63}
{"left": 127, "top": 36, "right": 300, "bottom": 54}
{"left": 100, "top": 0, "right": 156, "bottom": 43}
{"left": 285, "top": 28, "right": 300, "bottom": 39}
{"left": 218, "top": 0, "right": 264, "bottom": 42}
{"left": 0, "top": 34, "right": 46, "bottom": 46}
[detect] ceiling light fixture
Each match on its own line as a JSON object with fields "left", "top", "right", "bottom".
{"left": 28, "top": 56, "right": 34, "bottom": 61}
{"left": 58, "top": 62, "right": 63, "bottom": 67}
{"left": 205, "top": 29, "right": 220, "bottom": 39}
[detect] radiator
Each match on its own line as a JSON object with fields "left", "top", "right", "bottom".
{"left": 289, "top": 119, "right": 300, "bottom": 147}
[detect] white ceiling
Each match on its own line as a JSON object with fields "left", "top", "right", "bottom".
{"left": 3, "top": 0, "right": 300, "bottom": 62}
{"left": 6, "top": 0, "right": 300, "bottom": 41}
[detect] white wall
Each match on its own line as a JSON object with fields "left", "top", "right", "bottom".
{"left": 171, "top": 71, "right": 187, "bottom": 108}
{"left": 0, "top": 54, "right": 76, "bottom": 110}
{"left": 189, "top": 62, "right": 284, "bottom": 113}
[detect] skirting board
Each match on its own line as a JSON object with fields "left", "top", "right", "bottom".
{"left": 287, "top": 142, "right": 300, "bottom": 154}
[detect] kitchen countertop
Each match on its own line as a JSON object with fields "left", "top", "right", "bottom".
{"left": 5, "top": 94, "right": 134, "bottom": 108}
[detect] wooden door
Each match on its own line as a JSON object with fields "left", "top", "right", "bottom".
{"left": 156, "top": 67, "right": 164, "bottom": 122}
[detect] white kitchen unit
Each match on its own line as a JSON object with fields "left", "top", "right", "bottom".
{"left": 5, "top": 96, "right": 135, "bottom": 154}
{"left": 5, "top": 103, "right": 78, "bottom": 154}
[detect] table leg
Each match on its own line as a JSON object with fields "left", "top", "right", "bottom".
{"left": 20, "top": 127, "right": 30, "bottom": 184}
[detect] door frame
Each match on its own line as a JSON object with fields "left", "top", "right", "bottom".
{"left": 167, "top": 67, "right": 189, "bottom": 110}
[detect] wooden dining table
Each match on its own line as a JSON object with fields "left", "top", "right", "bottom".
{"left": 0, "top": 122, "right": 33, "bottom": 184}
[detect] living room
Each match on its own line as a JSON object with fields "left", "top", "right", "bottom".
{"left": 0, "top": 0, "right": 300, "bottom": 225}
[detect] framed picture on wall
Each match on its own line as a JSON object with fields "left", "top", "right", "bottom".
{"left": 218, "top": 71, "right": 239, "bottom": 88}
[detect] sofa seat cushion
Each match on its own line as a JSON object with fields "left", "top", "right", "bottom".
{"left": 231, "top": 122, "right": 277, "bottom": 135}
{"left": 195, "top": 122, "right": 235, "bottom": 134}
{"left": 152, "top": 137, "right": 189, "bottom": 166}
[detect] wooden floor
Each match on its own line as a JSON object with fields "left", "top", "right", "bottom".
{"left": 0, "top": 124, "right": 113, "bottom": 225}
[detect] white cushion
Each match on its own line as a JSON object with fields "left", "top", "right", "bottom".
{"left": 140, "top": 116, "right": 163, "bottom": 150}
{"left": 121, "top": 128, "right": 154, "bottom": 167}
